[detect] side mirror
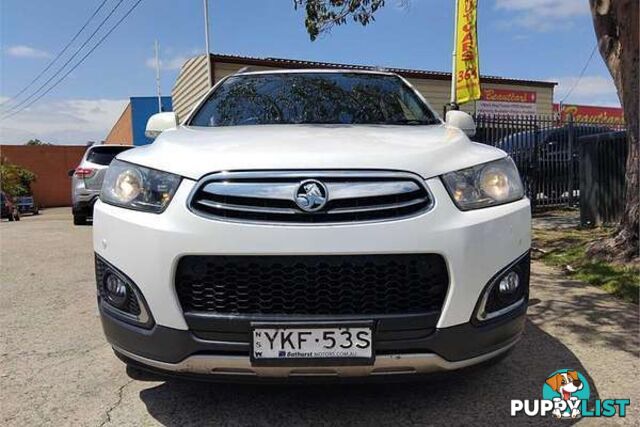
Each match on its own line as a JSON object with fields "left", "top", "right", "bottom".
{"left": 445, "top": 110, "right": 476, "bottom": 138}
{"left": 145, "top": 112, "right": 178, "bottom": 140}
{"left": 68, "top": 169, "right": 75, "bottom": 177}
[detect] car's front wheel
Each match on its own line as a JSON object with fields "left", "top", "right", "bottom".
{"left": 73, "top": 214, "right": 87, "bottom": 226}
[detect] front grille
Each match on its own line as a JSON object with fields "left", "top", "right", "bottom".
{"left": 188, "top": 171, "right": 432, "bottom": 224}
{"left": 175, "top": 254, "right": 449, "bottom": 316}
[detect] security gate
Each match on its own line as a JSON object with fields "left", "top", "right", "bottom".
{"left": 472, "top": 114, "right": 626, "bottom": 211}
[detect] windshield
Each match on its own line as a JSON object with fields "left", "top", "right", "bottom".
{"left": 189, "top": 72, "right": 440, "bottom": 127}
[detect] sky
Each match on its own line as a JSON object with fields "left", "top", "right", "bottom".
{"left": 0, "top": 0, "right": 620, "bottom": 145}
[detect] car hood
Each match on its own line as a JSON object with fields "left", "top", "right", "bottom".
{"left": 117, "top": 124, "right": 506, "bottom": 180}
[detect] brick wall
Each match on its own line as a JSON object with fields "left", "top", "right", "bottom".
{"left": 105, "top": 103, "right": 133, "bottom": 145}
{"left": 0, "top": 145, "right": 87, "bottom": 207}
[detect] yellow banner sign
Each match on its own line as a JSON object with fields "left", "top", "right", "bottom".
{"left": 455, "top": 0, "right": 481, "bottom": 104}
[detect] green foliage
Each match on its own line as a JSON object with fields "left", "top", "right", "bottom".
{"left": 294, "top": 0, "right": 386, "bottom": 40}
{"left": 534, "top": 227, "right": 639, "bottom": 303}
{"left": 25, "top": 139, "right": 50, "bottom": 146}
{"left": 0, "top": 158, "right": 37, "bottom": 197}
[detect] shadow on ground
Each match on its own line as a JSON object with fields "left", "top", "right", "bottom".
{"left": 530, "top": 265, "right": 639, "bottom": 356}
{"left": 532, "top": 211, "right": 580, "bottom": 230}
{"left": 136, "top": 320, "right": 599, "bottom": 426}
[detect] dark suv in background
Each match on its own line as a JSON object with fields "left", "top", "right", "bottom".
{"left": 1, "top": 192, "right": 20, "bottom": 221}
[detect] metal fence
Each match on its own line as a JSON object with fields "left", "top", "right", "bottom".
{"left": 579, "top": 131, "right": 628, "bottom": 226}
{"left": 472, "top": 113, "right": 626, "bottom": 211}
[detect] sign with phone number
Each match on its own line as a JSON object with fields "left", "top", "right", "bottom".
{"left": 476, "top": 89, "right": 538, "bottom": 116}
{"left": 455, "top": 0, "right": 481, "bottom": 104}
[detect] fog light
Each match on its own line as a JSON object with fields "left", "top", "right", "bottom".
{"left": 104, "top": 273, "right": 128, "bottom": 309}
{"left": 474, "top": 253, "right": 530, "bottom": 323}
{"left": 498, "top": 271, "right": 520, "bottom": 294}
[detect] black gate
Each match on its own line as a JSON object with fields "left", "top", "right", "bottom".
{"left": 472, "top": 113, "right": 626, "bottom": 211}
{"left": 579, "top": 131, "right": 628, "bottom": 226}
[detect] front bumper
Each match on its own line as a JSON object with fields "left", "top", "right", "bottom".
{"left": 101, "top": 300, "right": 526, "bottom": 379}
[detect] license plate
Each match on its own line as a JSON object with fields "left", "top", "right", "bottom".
{"left": 250, "top": 323, "right": 374, "bottom": 366}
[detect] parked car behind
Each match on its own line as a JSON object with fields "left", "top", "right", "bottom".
{"left": 497, "top": 124, "right": 611, "bottom": 205}
{"left": 69, "top": 144, "right": 133, "bottom": 225}
{"left": 1, "top": 192, "right": 20, "bottom": 221}
{"left": 497, "top": 124, "right": 611, "bottom": 158}
{"left": 16, "top": 195, "right": 39, "bottom": 215}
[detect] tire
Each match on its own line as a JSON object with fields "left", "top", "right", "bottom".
{"left": 14, "top": 211, "right": 20, "bottom": 221}
{"left": 73, "top": 214, "right": 87, "bottom": 226}
{"left": 114, "top": 350, "right": 164, "bottom": 381}
{"left": 125, "top": 364, "right": 164, "bottom": 382}
{"left": 8, "top": 213, "right": 14, "bottom": 222}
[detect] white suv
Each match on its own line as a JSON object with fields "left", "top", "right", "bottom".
{"left": 93, "top": 70, "right": 530, "bottom": 380}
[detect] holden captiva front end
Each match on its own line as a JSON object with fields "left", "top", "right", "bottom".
{"left": 93, "top": 70, "right": 530, "bottom": 380}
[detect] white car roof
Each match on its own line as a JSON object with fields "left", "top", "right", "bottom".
{"left": 233, "top": 68, "right": 399, "bottom": 77}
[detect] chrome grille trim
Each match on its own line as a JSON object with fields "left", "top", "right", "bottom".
{"left": 188, "top": 170, "right": 434, "bottom": 224}
{"left": 196, "top": 199, "right": 299, "bottom": 215}
{"left": 200, "top": 180, "right": 422, "bottom": 201}
{"left": 329, "top": 181, "right": 421, "bottom": 200}
{"left": 201, "top": 182, "right": 295, "bottom": 200}
{"left": 326, "top": 196, "right": 429, "bottom": 214}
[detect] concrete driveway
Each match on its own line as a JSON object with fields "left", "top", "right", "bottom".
{"left": 1, "top": 208, "right": 637, "bottom": 426}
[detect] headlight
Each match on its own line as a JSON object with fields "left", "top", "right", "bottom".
{"left": 101, "top": 160, "right": 181, "bottom": 213}
{"left": 441, "top": 157, "right": 524, "bottom": 210}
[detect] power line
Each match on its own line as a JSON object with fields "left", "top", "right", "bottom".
{"left": 1, "top": 0, "right": 127, "bottom": 116}
{"left": 1, "top": 0, "right": 145, "bottom": 121}
{"left": 560, "top": 43, "right": 598, "bottom": 104}
{"left": 1, "top": 0, "right": 126, "bottom": 115}
{"left": 0, "top": 0, "right": 110, "bottom": 107}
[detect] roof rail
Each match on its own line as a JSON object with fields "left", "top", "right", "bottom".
{"left": 235, "top": 66, "right": 258, "bottom": 74}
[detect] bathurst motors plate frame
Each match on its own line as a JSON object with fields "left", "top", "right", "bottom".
{"left": 250, "top": 321, "right": 376, "bottom": 367}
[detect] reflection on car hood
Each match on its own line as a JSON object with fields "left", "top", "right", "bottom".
{"left": 117, "top": 124, "right": 506, "bottom": 180}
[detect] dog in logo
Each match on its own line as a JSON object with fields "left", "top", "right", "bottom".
{"left": 545, "top": 371, "right": 584, "bottom": 418}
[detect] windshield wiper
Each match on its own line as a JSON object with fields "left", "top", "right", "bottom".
{"left": 386, "top": 119, "right": 433, "bottom": 125}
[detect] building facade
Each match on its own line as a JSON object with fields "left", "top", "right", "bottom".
{"left": 105, "top": 96, "right": 173, "bottom": 146}
{"left": 0, "top": 145, "right": 86, "bottom": 207}
{"left": 172, "top": 54, "right": 556, "bottom": 122}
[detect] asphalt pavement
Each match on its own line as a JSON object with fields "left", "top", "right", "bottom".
{"left": 1, "top": 208, "right": 637, "bottom": 426}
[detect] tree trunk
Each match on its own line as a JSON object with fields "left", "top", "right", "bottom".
{"left": 588, "top": 0, "right": 639, "bottom": 261}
